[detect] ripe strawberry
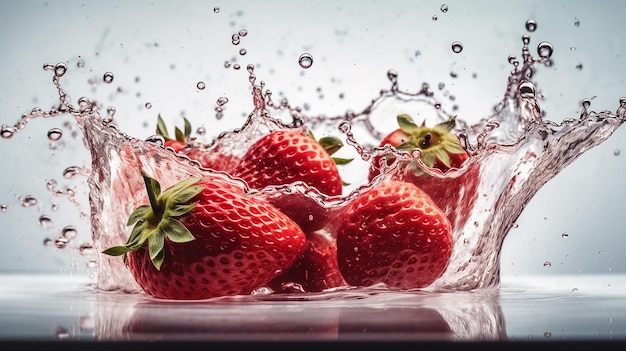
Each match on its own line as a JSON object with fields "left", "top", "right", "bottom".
{"left": 266, "top": 230, "right": 347, "bottom": 293}
{"left": 102, "top": 172, "right": 307, "bottom": 300}
{"left": 156, "top": 114, "right": 241, "bottom": 172}
{"left": 368, "top": 114, "right": 469, "bottom": 180}
{"left": 156, "top": 114, "right": 192, "bottom": 153}
{"left": 232, "top": 129, "right": 352, "bottom": 233}
{"left": 368, "top": 114, "right": 479, "bottom": 229}
{"left": 335, "top": 179, "right": 453, "bottom": 289}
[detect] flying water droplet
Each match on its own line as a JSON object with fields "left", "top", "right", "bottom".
{"left": 213, "top": 6, "right": 220, "bottom": 13}
{"left": 543, "top": 261, "right": 552, "bottom": 268}
{"left": 432, "top": 15, "right": 438, "bottom": 21}
{"left": 298, "top": 53, "right": 313, "bottom": 69}
{"left": 61, "top": 225, "right": 78, "bottom": 240}
{"left": 440, "top": 4, "right": 448, "bottom": 13}
{"left": 451, "top": 41, "right": 463, "bottom": 53}
{"left": 537, "top": 42, "right": 553, "bottom": 58}
{"left": 20, "top": 195, "right": 38, "bottom": 208}
{"left": 145, "top": 102, "right": 152, "bottom": 109}
{"left": 39, "top": 215, "right": 53, "bottom": 228}
{"left": 103, "top": 72, "right": 114, "bottom": 83}
{"left": 525, "top": 19, "right": 537, "bottom": 32}
{"left": 47, "top": 128, "right": 63, "bottom": 141}
{"left": 196, "top": 81, "right": 206, "bottom": 90}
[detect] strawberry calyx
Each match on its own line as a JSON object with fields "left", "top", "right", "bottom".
{"left": 156, "top": 114, "right": 193, "bottom": 145}
{"left": 390, "top": 114, "right": 466, "bottom": 169}
{"left": 102, "top": 173, "right": 204, "bottom": 270}
{"left": 308, "top": 130, "right": 354, "bottom": 186}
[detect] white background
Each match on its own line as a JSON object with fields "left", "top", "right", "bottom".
{"left": 0, "top": 0, "right": 625, "bottom": 279}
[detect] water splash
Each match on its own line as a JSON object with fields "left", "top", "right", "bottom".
{"left": 2, "top": 29, "right": 625, "bottom": 295}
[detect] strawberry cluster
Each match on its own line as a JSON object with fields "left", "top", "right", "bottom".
{"left": 104, "top": 114, "right": 473, "bottom": 300}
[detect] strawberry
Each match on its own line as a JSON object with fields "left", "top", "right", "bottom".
{"left": 266, "top": 230, "right": 347, "bottom": 293}
{"left": 335, "top": 179, "right": 453, "bottom": 289}
{"left": 232, "top": 129, "right": 352, "bottom": 233}
{"left": 102, "top": 172, "right": 307, "bottom": 300}
{"left": 156, "top": 114, "right": 192, "bottom": 153}
{"left": 368, "top": 114, "right": 479, "bottom": 229}
{"left": 156, "top": 114, "right": 241, "bottom": 172}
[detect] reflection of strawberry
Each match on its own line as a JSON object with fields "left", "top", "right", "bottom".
{"left": 156, "top": 114, "right": 240, "bottom": 172}
{"left": 335, "top": 180, "right": 452, "bottom": 289}
{"left": 267, "top": 230, "right": 347, "bottom": 293}
{"left": 368, "top": 114, "right": 478, "bottom": 229}
{"left": 232, "top": 129, "right": 352, "bottom": 233}
{"left": 102, "top": 172, "right": 306, "bottom": 300}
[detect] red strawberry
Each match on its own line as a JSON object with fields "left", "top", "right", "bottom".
{"left": 335, "top": 179, "right": 453, "bottom": 289}
{"left": 266, "top": 230, "right": 347, "bottom": 293}
{"left": 232, "top": 129, "right": 352, "bottom": 233}
{"left": 102, "top": 172, "right": 307, "bottom": 300}
{"left": 156, "top": 114, "right": 241, "bottom": 172}
{"left": 156, "top": 114, "right": 193, "bottom": 153}
{"left": 368, "top": 114, "right": 479, "bottom": 229}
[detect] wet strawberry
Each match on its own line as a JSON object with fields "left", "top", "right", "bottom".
{"left": 232, "top": 129, "right": 352, "bottom": 233}
{"left": 156, "top": 114, "right": 241, "bottom": 172}
{"left": 156, "top": 114, "right": 193, "bottom": 153}
{"left": 368, "top": 114, "right": 479, "bottom": 229}
{"left": 102, "top": 172, "right": 307, "bottom": 300}
{"left": 335, "top": 179, "right": 453, "bottom": 290}
{"left": 266, "top": 230, "right": 347, "bottom": 293}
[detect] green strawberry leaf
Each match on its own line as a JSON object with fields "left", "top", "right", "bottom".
{"left": 397, "top": 114, "right": 420, "bottom": 134}
{"left": 332, "top": 157, "right": 354, "bottom": 165}
{"left": 156, "top": 114, "right": 171, "bottom": 140}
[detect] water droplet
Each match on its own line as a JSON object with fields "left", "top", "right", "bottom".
{"left": 55, "top": 237, "right": 70, "bottom": 249}
{"left": 77, "top": 59, "right": 85, "bottom": 68}
{"left": 518, "top": 81, "right": 536, "bottom": 99}
{"left": 525, "top": 19, "right": 537, "bottom": 32}
{"left": 298, "top": 53, "right": 313, "bottom": 69}
{"left": 47, "top": 128, "right": 63, "bottom": 141}
{"left": 224, "top": 61, "right": 231, "bottom": 68}
{"left": 231, "top": 34, "right": 240, "bottom": 45}
{"left": 145, "top": 102, "right": 152, "bottom": 109}
{"left": 39, "top": 215, "right": 53, "bottom": 228}
{"left": 196, "top": 126, "right": 206, "bottom": 135}
{"left": 522, "top": 34, "right": 531, "bottom": 45}
{"left": 581, "top": 98, "right": 591, "bottom": 109}
{"left": 575, "top": 63, "right": 583, "bottom": 70}
{"left": 196, "top": 81, "right": 206, "bottom": 90}
{"left": 62, "top": 225, "right": 78, "bottom": 240}
{"left": 0, "top": 204, "right": 7, "bottom": 213}
{"left": 561, "top": 232, "right": 569, "bottom": 238}
{"left": 338, "top": 121, "right": 351, "bottom": 134}
{"left": 543, "top": 261, "right": 552, "bottom": 268}
{"left": 239, "top": 48, "right": 247, "bottom": 56}
{"left": 54, "top": 62, "right": 67, "bottom": 77}
{"left": 20, "top": 195, "right": 38, "bottom": 208}
{"left": 438, "top": 82, "right": 445, "bottom": 90}
{"left": 213, "top": 6, "right": 220, "bottom": 13}
{"left": 574, "top": 18, "right": 580, "bottom": 27}
{"left": 537, "top": 42, "right": 553, "bottom": 58}
{"left": 1, "top": 125, "right": 16, "bottom": 139}
{"left": 216, "top": 97, "right": 229, "bottom": 106}
{"left": 79, "top": 242, "right": 94, "bottom": 255}
{"left": 451, "top": 41, "right": 463, "bottom": 53}
{"left": 233, "top": 64, "right": 241, "bottom": 70}
{"left": 239, "top": 29, "right": 248, "bottom": 37}
{"left": 103, "top": 72, "right": 114, "bottom": 83}
{"left": 613, "top": 149, "right": 621, "bottom": 156}
{"left": 63, "top": 166, "right": 81, "bottom": 179}
{"left": 432, "top": 15, "right": 438, "bottom": 21}
{"left": 440, "top": 4, "right": 448, "bottom": 13}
